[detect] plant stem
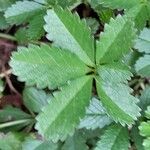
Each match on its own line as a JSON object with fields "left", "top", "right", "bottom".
{"left": 0, "top": 33, "right": 17, "bottom": 41}
{"left": 0, "top": 119, "right": 33, "bottom": 129}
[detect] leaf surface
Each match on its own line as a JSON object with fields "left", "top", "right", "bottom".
{"left": 36, "top": 76, "right": 92, "bottom": 142}
{"left": 96, "top": 15, "right": 136, "bottom": 64}
{"left": 79, "top": 97, "right": 112, "bottom": 130}
{"left": 95, "top": 124, "right": 129, "bottom": 150}
{"left": 44, "top": 8, "right": 94, "bottom": 66}
{"left": 96, "top": 63, "right": 141, "bottom": 125}
{"left": 4, "top": 0, "right": 45, "bottom": 25}
{"left": 10, "top": 44, "right": 89, "bottom": 89}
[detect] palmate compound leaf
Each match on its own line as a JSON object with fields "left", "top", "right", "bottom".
{"left": 10, "top": 44, "right": 90, "bottom": 89}
{"left": 96, "top": 15, "right": 136, "bottom": 65}
{"left": 79, "top": 97, "right": 112, "bottom": 130}
{"left": 95, "top": 124, "right": 129, "bottom": 150}
{"left": 4, "top": 0, "right": 45, "bottom": 25}
{"left": 35, "top": 76, "right": 92, "bottom": 142}
{"left": 96, "top": 62, "right": 141, "bottom": 126}
{"left": 44, "top": 7, "right": 95, "bottom": 66}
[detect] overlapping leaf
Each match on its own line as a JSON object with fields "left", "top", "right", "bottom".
{"left": 44, "top": 7, "right": 95, "bottom": 66}
{"left": 36, "top": 76, "right": 92, "bottom": 142}
{"left": 79, "top": 97, "right": 112, "bottom": 130}
{"left": 93, "top": 0, "right": 140, "bottom": 10}
{"left": 96, "top": 63, "right": 141, "bottom": 125}
{"left": 135, "top": 28, "right": 150, "bottom": 77}
{"left": 139, "top": 106, "right": 150, "bottom": 150}
{"left": 4, "top": 0, "right": 45, "bottom": 25}
{"left": 96, "top": 15, "right": 136, "bottom": 64}
{"left": 10, "top": 44, "right": 89, "bottom": 89}
{"left": 0, "top": 0, "right": 16, "bottom": 11}
{"left": 23, "top": 87, "right": 49, "bottom": 113}
{"left": 95, "top": 124, "right": 129, "bottom": 150}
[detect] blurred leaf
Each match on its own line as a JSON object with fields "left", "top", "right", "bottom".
{"left": 23, "top": 87, "right": 50, "bottom": 113}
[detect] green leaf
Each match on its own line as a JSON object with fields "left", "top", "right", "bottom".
{"left": 0, "top": 132, "right": 22, "bottom": 150}
{"left": 135, "top": 28, "right": 150, "bottom": 54}
{"left": 131, "top": 126, "right": 144, "bottom": 150}
{"left": 46, "top": 0, "right": 81, "bottom": 8}
{"left": 79, "top": 97, "right": 112, "bottom": 130}
{"left": 139, "top": 86, "right": 150, "bottom": 112}
{"left": 0, "top": 0, "right": 16, "bottom": 11}
{"left": 134, "top": 28, "right": 150, "bottom": 77}
{"left": 95, "top": 124, "right": 129, "bottom": 150}
{"left": 22, "top": 136, "right": 58, "bottom": 150}
{"left": 93, "top": 0, "right": 140, "bottom": 10}
{"left": 135, "top": 55, "right": 150, "bottom": 77}
{"left": 44, "top": 8, "right": 95, "bottom": 66}
{"left": 10, "top": 44, "right": 89, "bottom": 89}
{"left": 15, "top": 28, "right": 29, "bottom": 44}
{"left": 96, "top": 62, "right": 141, "bottom": 125}
{"left": 23, "top": 87, "right": 49, "bottom": 113}
{"left": 62, "top": 131, "right": 88, "bottom": 150}
{"left": 0, "top": 106, "right": 31, "bottom": 123}
{"left": 27, "top": 12, "right": 45, "bottom": 41}
{"left": 126, "top": 4, "right": 149, "bottom": 31}
{"left": 0, "top": 13, "right": 9, "bottom": 30}
{"left": 139, "top": 106, "right": 150, "bottom": 150}
{"left": 4, "top": 0, "right": 45, "bottom": 25}
{"left": 96, "top": 15, "right": 136, "bottom": 65}
{"left": 36, "top": 76, "right": 92, "bottom": 142}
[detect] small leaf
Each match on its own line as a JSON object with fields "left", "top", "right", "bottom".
{"left": 0, "top": 132, "right": 22, "bottom": 150}
{"left": 44, "top": 7, "right": 95, "bottom": 66}
{"left": 95, "top": 124, "right": 129, "bottom": 150}
{"left": 0, "top": 106, "right": 31, "bottom": 123}
{"left": 36, "top": 76, "right": 92, "bottom": 142}
{"left": 93, "top": 0, "right": 140, "bottom": 10}
{"left": 79, "top": 97, "right": 112, "bottom": 130}
{"left": 134, "top": 28, "right": 150, "bottom": 54}
{"left": 23, "top": 87, "right": 50, "bottom": 113}
{"left": 135, "top": 55, "right": 150, "bottom": 77}
{"left": 10, "top": 44, "right": 90, "bottom": 89}
{"left": 62, "top": 131, "right": 88, "bottom": 150}
{"left": 22, "top": 136, "right": 58, "bottom": 150}
{"left": 4, "top": 0, "right": 45, "bottom": 25}
{"left": 27, "top": 12, "right": 45, "bottom": 40}
{"left": 0, "top": 13, "right": 9, "bottom": 30}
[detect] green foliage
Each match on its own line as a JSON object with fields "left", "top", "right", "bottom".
{"left": 36, "top": 76, "right": 92, "bottom": 141}
{"left": 4, "top": 1, "right": 45, "bottom": 25}
{"left": 44, "top": 7, "right": 95, "bottom": 66}
{"left": 22, "top": 136, "right": 58, "bottom": 150}
{"left": 139, "top": 106, "right": 150, "bottom": 150}
{"left": 135, "top": 28, "right": 150, "bottom": 77}
{"left": 96, "top": 63, "right": 141, "bottom": 126}
{"left": 1, "top": 0, "right": 150, "bottom": 149}
{"left": 0, "top": 132, "right": 22, "bottom": 150}
{"left": 10, "top": 7, "right": 142, "bottom": 142}
{"left": 79, "top": 97, "right": 112, "bottom": 130}
{"left": 95, "top": 124, "right": 129, "bottom": 150}
{"left": 23, "top": 87, "right": 49, "bottom": 113}
{"left": 96, "top": 15, "right": 136, "bottom": 64}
